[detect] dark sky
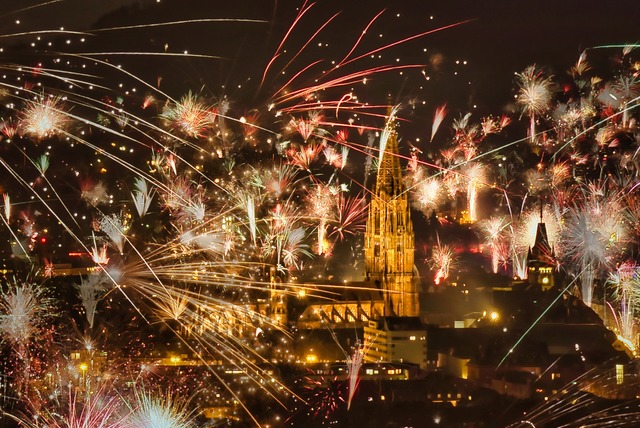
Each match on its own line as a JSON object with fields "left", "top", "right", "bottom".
{"left": 8, "top": 2, "right": 640, "bottom": 74}
{"left": 3, "top": 0, "right": 640, "bottom": 128}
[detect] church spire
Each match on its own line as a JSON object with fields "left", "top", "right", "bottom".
{"left": 376, "top": 106, "right": 404, "bottom": 199}
{"left": 527, "top": 216, "right": 555, "bottom": 291}
{"left": 364, "top": 105, "right": 418, "bottom": 317}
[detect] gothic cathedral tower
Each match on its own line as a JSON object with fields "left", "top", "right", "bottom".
{"left": 364, "top": 110, "right": 418, "bottom": 317}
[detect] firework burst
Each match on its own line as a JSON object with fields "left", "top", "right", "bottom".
{"left": 479, "top": 216, "right": 510, "bottom": 273}
{"left": 516, "top": 65, "right": 554, "bottom": 145}
{"left": 125, "top": 389, "right": 196, "bottom": 428}
{"left": 160, "top": 91, "right": 216, "bottom": 138}
{"left": 559, "top": 183, "right": 627, "bottom": 305}
{"left": 430, "top": 240, "right": 456, "bottom": 285}
{"left": 21, "top": 95, "right": 68, "bottom": 139}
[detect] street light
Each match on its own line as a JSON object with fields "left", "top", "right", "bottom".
{"left": 79, "top": 363, "right": 88, "bottom": 388}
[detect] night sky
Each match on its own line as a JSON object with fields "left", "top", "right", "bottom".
{"left": 8, "top": 0, "right": 640, "bottom": 121}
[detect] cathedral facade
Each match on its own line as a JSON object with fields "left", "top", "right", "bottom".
{"left": 364, "top": 111, "right": 418, "bottom": 317}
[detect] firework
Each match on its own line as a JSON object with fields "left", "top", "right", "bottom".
{"left": 611, "top": 74, "right": 640, "bottom": 127}
{"left": 411, "top": 176, "right": 443, "bottom": 215}
{"left": 159, "top": 91, "right": 216, "bottom": 138}
{"left": 463, "top": 162, "right": 487, "bottom": 223}
{"left": 430, "top": 103, "right": 448, "bottom": 142}
{"left": 296, "top": 372, "right": 345, "bottom": 421}
{"left": 99, "top": 213, "right": 129, "bottom": 255}
{"left": 479, "top": 216, "right": 510, "bottom": 274}
{"left": 516, "top": 65, "right": 554, "bottom": 145}
{"left": 607, "top": 262, "right": 640, "bottom": 349}
{"left": 8, "top": 388, "right": 124, "bottom": 428}
{"left": 3, "top": 193, "right": 9, "bottom": 222}
{"left": 559, "top": 182, "right": 627, "bottom": 305}
{"left": 75, "top": 273, "right": 108, "bottom": 330}
{"left": 287, "top": 141, "right": 324, "bottom": 171}
{"left": 0, "top": 280, "right": 53, "bottom": 353}
{"left": 21, "top": 95, "right": 68, "bottom": 139}
{"left": 346, "top": 342, "right": 364, "bottom": 411}
{"left": 430, "top": 240, "right": 456, "bottom": 285}
{"left": 131, "top": 177, "right": 155, "bottom": 219}
{"left": 80, "top": 179, "right": 110, "bottom": 206}
{"left": 34, "top": 154, "right": 50, "bottom": 176}
{"left": 329, "top": 192, "right": 367, "bottom": 241}
{"left": 0, "top": 279, "right": 55, "bottom": 399}
{"left": 125, "top": 389, "right": 196, "bottom": 428}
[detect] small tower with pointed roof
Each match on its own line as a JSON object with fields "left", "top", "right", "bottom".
{"left": 268, "top": 266, "right": 288, "bottom": 326}
{"left": 364, "top": 107, "right": 418, "bottom": 317}
{"left": 527, "top": 214, "right": 556, "bottom": 291}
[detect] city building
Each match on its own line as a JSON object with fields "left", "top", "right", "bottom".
{"left": 363, "top": 316, "right": 427, "bottom": 369}
{"left": 295, "top": 288, "right": 385, "bottom": 329}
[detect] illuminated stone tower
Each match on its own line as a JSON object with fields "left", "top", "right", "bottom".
{"left": 527, "top": 221, "right": 555, "bottom": 291}
{"left": 268, "top": 266, "right": 288, "bottom": 326}
{"left": 364, "top": 110, "right": 418, "bottom": 317}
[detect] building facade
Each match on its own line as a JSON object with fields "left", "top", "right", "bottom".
{"left": 364, "top": 110, "right": 418, "bottom": 317}
{"left": 364, "top": 316, "right": 427, "bottom": 369}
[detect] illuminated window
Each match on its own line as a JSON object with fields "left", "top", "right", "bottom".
{"left": 616, "top": 364, "right": 624, "bottom": 385}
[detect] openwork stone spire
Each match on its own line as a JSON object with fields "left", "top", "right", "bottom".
{"left": 364, "top": 107, "right": 418, "bottom": 317}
